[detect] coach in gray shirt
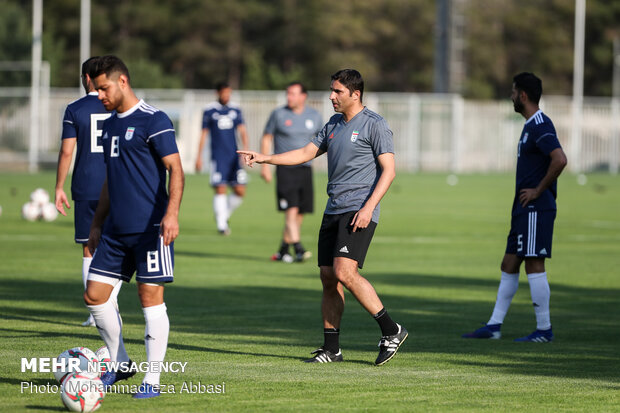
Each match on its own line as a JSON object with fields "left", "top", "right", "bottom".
{"left": 239, "top": 69, "right": 407, "bottom": 366}
{"left": 260, "top": 82, "right": 322, "bottom": 263}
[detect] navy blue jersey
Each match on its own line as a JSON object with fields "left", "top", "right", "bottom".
{"left": 101, "top": 100, "right": 179, "bottom": 234}
{"left": 202, "top": 102, "right": 244, "bottom": 162}
{"left": 61, "top": 93, "right": 111, "bottom": 200}
{"left": 512, "top": 110, "right": 562, "bottom": 216}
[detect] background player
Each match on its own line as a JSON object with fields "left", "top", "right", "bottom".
{"left": 195, "top": 82, "right": 249, "bottom": 235}
{"left": 462, "top": 72, "right": 567, "bottom": 342}
{"left": 260, "top": 82, "right": 322, "bottom": 262}
{"left": 54, "top": 56, "right": 121, "bottom": 327}
{"left": 239, "top": 69, "right": 407, "bottom": 365}
{"left": 84, "top": 55, "right": 184, "bottom": 398}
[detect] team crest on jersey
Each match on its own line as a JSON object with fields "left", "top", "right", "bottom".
{"left": 305, "top": 119, "right": 314, "bottom": 130}
{"left": 125, "top": 127, "right": 135, "bottom": 141}
{"left": 522, "top": 132, "right": 528, "bottom": 143}
{"left": 351, "top": 131, "right": 359, "bottom": 142}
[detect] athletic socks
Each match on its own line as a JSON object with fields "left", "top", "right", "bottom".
{"left": 323, "top": 328, "right": 340, "bottom": 353}
{"left": 278, "top": 240, "right": 289, "bottom": 257}
{"left": 373, "top": 308, "right": 399, "bottom": 336}
{"left": 293, "top": 242, "right": 305, "bottom": 255}
{"left": 213, "top": 194, "right": 229, "bottom": 231}
{"left": 488, "top": 272, "right": 520, "bottom": 325}
{"left": 142, "top": 303, "right": 169, "bottom": 386}
{"left": 87, "top": 300, "right": 130, "bottom": 364}
{"left": 82, "top": 257, "right": 92, "bottom": 290}
{"left": 527, "top": 272, "right": 551, "bottom": 330}
{"left": 227, "top": 194, "right": 243, "bottom": 218}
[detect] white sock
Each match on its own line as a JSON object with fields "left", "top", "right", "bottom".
{"left": 82, "top": 257, "right": 92, "bottom": 290}
{"left": 527, "top": 272, "right": 551, "bottom": 330}
{"left": 213, "top": 194, "right": 229, "bottom": 231}
{"left": 87, "top": 300, "right": 129, "bottom": 364}
{"left": 227, "top": 194, "right": 243, "bottom": 219}
{"left": 109, "top": 280, "right": 122, "bottom": 308}
{"left": 142, "top": 303, "right": 169, "bottom": 386}
{"left": 488, "top": 272, "right": 520, "bottom": 325}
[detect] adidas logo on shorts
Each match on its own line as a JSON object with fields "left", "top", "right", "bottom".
{"left": 339, "top": 246, "right": 349, "bottom": 253}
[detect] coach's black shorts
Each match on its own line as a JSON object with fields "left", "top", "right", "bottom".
{"left": 506, "top": 210, "right": 556, "bottom": 258}
{"left": 276, "top": 165, "right": 313, "bottom": 213}
{"left": 317, "top": 211, "right": 377, "bottom": 269}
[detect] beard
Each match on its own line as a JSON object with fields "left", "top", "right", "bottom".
{"left": 513, "top": 96, "right": 524, "bottom": 113}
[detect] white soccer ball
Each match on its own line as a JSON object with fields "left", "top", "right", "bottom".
{"left": 30, "top": 188, "right": 50, "bottom": 205}
{"left": 54, "top": 347, "right": 99, "bottom": 384}
{"left": 22, "top": 202, "right": 41, "bottom": 221}
{"left": 94, "top": 346, "right": 111, "bottom": 377}
{"left": 41, "top": 202, "right": 59, "bottom": 222}
{"left": 60, "top": 373, "right": 105, "bottom": 412}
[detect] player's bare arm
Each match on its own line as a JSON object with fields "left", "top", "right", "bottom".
{"left": 195, "top": 128, "right": 208, "bottom": 172}
{"left": 160, "top": 152, "right": 185, "bottom": 246}
{"left": 238, "top": 142, "right": 323, "bottom": 168}
{"left": 237, "top": 124, "right": 249, "bottom": 151}
{"left": 87, "top": 179, "right": 110, "bottom": 254}
{"left": 260, "top": 133, "right": 274, "bottom": 182}
{"left": 54, "top": 138, "right": 77, "bottom": 216}
{"left": 519, "top": 147, "right": 567, "bottom": 207}
{"left": 351, "top": 152, "right": 396, "bottom": 232}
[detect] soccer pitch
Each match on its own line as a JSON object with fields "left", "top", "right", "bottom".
{"left": 1, "top": 172, "right": 618, "bottom": 412}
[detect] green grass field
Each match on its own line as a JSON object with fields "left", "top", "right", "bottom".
{"left": 1, "top": 171, "right": 619, "bottom": 412}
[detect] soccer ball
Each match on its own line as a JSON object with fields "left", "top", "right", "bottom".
{"left": 22, "top": 202, "right": 41, "bottom": 221}
{"left": 41, "top": 202, "right": 59, "bottom": 222}
{"left": 30, "top": 188, "right": 50, "bottom": 205}
{"left": 94, "top": 346, "right": 111, "bottom": 376}
{"left": 54, "top": 347, "right": 99, "bottom": 384}
{"left": 60, "top": 373, "right": 104, "bottom": 412}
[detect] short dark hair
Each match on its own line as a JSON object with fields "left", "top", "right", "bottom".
{"left": 89, "top": 55, "right": 130, "bottom": 83}
{"left": 331, "top": 69, "right": 364, "bottom": 101}
{"left": 287, "top": 81, "right": 307, "bottom": 94}
{"left": 513, "top": 72, "right": 542, "bottom": 104}
{"left": 81, "top": 56, "right": 99, "bottom": 77}
{"left": 215, "top": 81, "right": 230, "bottom": 92}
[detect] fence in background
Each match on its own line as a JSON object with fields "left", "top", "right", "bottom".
{"left": 0, "top": 87, "right": 618, "bottom": 174}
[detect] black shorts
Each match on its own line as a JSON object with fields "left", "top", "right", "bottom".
{"left": 317, "top": 211, "right": 377, "bottom": 269}
{"left": 276, "top": 165, "right": 313, "bottom": 213}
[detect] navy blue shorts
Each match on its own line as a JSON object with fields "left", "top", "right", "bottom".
{"left": 74, "top": 200, "right": 99, "bottom": 244}
{"left": 210, "top": 157, "right": 247, "bottom": 187}
{"left": 90, "top": 232, "right": 174, "bottom": 283}
{"left": 506, "top": 210, "right": 556, "bottom": 258}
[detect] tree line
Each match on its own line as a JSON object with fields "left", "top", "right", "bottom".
{"left": 1, "top": 0, "right": 618, "bottom": 98}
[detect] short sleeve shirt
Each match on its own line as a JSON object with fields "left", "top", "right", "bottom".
{"left": 512, "top": 110, "right": 562, "bottom": 216}
{"left": 61, "top": 93, "right": 111, "bottom": 200}
{"left": 101, "top": 100, "right": 179, "bottom": 234}
{"left": 312, "top": 107, "right": 394, "bottom": 222}
{"left": 202, "top": 102, "right": 244, "bottom": 162}
{"left": 264, "top": 105, "right": 322, "bottom": 167}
